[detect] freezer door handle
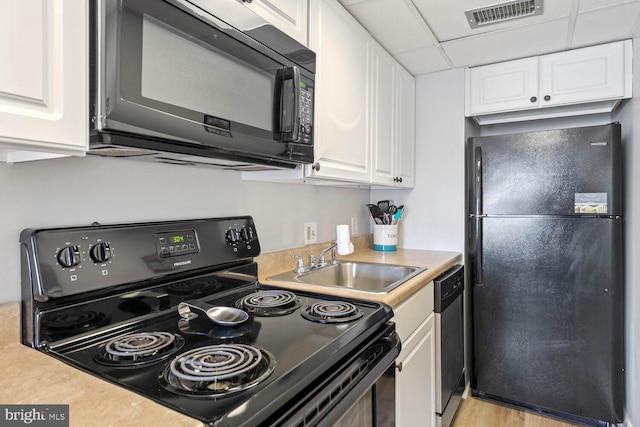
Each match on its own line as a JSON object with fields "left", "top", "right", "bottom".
{"left": 475, "top": 147, "right": 482, "bottom": 216}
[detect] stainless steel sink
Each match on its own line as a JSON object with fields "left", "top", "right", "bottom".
{"left": 267, "top": 261, "right": 426, "bottom": 293}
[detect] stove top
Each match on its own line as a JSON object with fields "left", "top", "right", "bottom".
{"left": 20, "top": 217, "right": 397, "bottom": 426}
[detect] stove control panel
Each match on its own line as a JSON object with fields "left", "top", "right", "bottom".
{"left": 155, "top": 230, "right": 199, "bottom": 258}
{"left": 21, "top": 216, "right": 261, "bottom": 300}
{"left": 225, "top": 226, "right": 255, "bottom": 246}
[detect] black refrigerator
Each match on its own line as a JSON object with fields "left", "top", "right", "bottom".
{"left": 466, "top": 123, "right": 625, "bottom": 425}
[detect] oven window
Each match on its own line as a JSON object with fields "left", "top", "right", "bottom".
{"left": 140, "top": 15, "right": 274, "bottom": 131}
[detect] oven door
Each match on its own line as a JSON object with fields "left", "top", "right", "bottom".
{"left": 268, "top": 322, "right": 400, "bottom": 427}
{"left": 93, "top": 0, "right": 314, "bottom": 163}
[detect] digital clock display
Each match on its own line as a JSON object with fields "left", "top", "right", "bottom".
{"left": 155, "top": 230, "right": 199, "bottom": 258}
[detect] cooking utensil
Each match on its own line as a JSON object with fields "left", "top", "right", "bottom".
{"left": 366, "top": 204, "right": 385, "bottom": 222}
{"left": 393, "top": 206, "right": 405, "bottom": 224}
{"left": 178, "top": 300, "right": 249, "bottom": 326}
{"left": 377, "top": 200, "right": 390, "bottom": 213}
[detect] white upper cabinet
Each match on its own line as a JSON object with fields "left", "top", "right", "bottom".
{"left": 305, "top": 0, "right": 371, "bottom": 183}
{"left": 0, "top": 1, "right": 88, "bottom": 163}
{"left": 240, "top": 0, "right": 309, "bottom": 46}
{"left": 243, "top": 0, "right": 416, "bottom": 187}
{"left": 394, "top": 65, "right": 416, "bottom": 188}
{"left": 370, "top": 43, "right": 416, "bottom": 188}
{"left": 370, "top": 42, "right": 397, "bottom": 186}
{"left": 466, "top": 40, "right": 632, "bottom": 124}
{"left": 539, "top": 42, "right": 628, "bottom": 107}
{"left": 466, "top": 57, "right": 539, "bottom": 116}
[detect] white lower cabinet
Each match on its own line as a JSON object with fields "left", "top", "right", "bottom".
{"left": 396, "top": 313, "right": 435, "bottom": 427}
{"left": 392, "top": 282, "right": 436, "bottom": 427}
{"left": 0, "top": 1, "right": 88, "bottom": 163}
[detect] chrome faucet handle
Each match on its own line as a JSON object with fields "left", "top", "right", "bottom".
{"left": 291, "top": 254, "right": 306, "bottom": 274}
{"left": 318, "top": 241, "right": 338, "bottom": 265}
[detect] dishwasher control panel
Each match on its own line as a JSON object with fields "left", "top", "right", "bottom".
{"left": 434, "top": 264, "right": 464, "bottom": 312}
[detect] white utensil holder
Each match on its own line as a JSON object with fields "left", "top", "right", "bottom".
{"left": 373, "top": 224, "right": 398, "bottom": 252}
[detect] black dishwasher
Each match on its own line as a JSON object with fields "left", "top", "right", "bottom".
{"left": 434, "top": 264, "right": 465, "bottom": 427}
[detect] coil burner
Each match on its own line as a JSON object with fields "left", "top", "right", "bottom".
{"left": 159, "top": 344, "right": 275, "bottom": 397}
{"left": 236, "top": 290, "right": 301, "bottom": 316}
{"left": 301, "top": 301, "right": 364, "bottom": 324}
{"left": 94, "top": 332, "right": 184, "bottom": 366}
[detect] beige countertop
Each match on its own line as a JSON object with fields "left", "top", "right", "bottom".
{"left": 1, "top": 241, "right": 460, "bottom": 426}
{"left": 0, "top": 304, "right": 201, "bottom": 427}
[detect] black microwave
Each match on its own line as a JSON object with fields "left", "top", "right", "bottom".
{"left": 89, "top": 0, "right": 315, "bottom": 170}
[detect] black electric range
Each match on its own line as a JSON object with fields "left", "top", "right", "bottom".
{"left": 20, "top": 217, "right": 399, "bottom": 426}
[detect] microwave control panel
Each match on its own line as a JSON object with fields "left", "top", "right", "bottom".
{"left": 300, "top": 81, "right": 313, "bottom": 145}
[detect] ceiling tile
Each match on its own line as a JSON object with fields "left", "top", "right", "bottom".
{"left": 571, "top": 2, "right": 640, "bottom": 47}
{"left": 394, "top": 46, "right": 452, "bottom": 75}
{"left": 578, "top": 0, "right": 640, "bottom": 13}
{"left": 410, "top": 0, "right": 573, "bottom": 42}
{"left": 345, "top": 0, "right": 435, "bottom": 54}
{"left": 441, "top": 18, "right": 570, "bottom": 67}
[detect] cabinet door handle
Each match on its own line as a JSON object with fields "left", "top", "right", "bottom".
{"left": 396, "top": 361, "right": 403, "bottom": 372}
{"left": 530, "top": 96, "right": 537, "bottom": 103}
{"left": 544, "top": 95, "right": 551, "bottom": 101}
{"left": 312, "top": 163, "right": 321, "bottom": 171}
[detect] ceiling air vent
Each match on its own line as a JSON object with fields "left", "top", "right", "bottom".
{"left": 465, "top": 0, "right": 543, "bottom": 29}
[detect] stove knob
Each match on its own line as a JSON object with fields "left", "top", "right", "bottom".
{"left": 226, "top": 228, "right": 240, "bottom": 245}
{"left": 240, "top": 227, "right": 253, "bottom": 243}
{"left": 57, "top": 245, "right": 81, "bottom": 268}
{"left": 90, "top": 242, "right": 112, "bottom": 263}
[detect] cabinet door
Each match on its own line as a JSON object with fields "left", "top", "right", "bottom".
{"left": 396, "top": 313, "right": 436, "bottom": 427}
{"left": 306, "top": 0, "right": 371, "bottom": 182}
{"left": 395, "top": 65, "right": 415, "bottom": 188}
{"left": 466, "top": 57, "right": 539, "bottom": 116}
{"left": 540, "top": 41, "right": 627, "bottom": 107}
{"left": 370, "top": 41, "right": 396, "bottom": 186}
{"left": 241, "top": 0, "right": 308, "bottom": 46}
{"left": 0, "top": 1, "right": 88, "bottom": 162}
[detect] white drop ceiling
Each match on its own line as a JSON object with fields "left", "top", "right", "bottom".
{"left": 337, "top": 0, "right": 640, "bottom": 75}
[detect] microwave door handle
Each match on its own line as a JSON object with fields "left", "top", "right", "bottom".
{"left": 277, "top": 66, "right": 301, "bottom": 143}
{"left": 291, "top": 66, "right": 301, "bottom": 143}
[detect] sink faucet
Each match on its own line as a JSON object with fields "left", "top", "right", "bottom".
{"left": 291, "top": 242, "right": 339, "bottom": 274}
{"left": 316, "top": 242, "right": 338, "bottom": 269}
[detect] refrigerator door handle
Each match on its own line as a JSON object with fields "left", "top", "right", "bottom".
{"left": 475, "top": 217, "right": 483, "bottom": 287}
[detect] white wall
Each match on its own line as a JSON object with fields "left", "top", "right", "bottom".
{"left": 371, "top": 68, "right": 466, "bottom": 252}
{"left": 0, "top": 155, "right": 370, "bottom": 303}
